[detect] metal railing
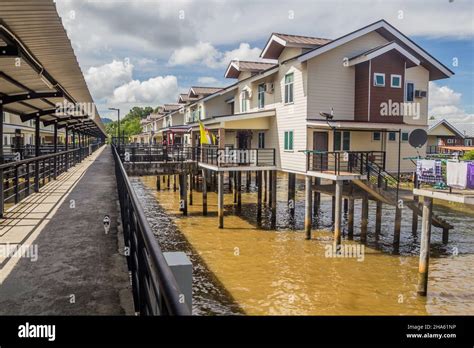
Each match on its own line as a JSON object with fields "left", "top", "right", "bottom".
{"left": 0, "top": 145, "right": 100, "bottom": 217}
{"left": 119, "top": 144, "right": 198, "bottom": 163}
{"left": 112, "top": 145, "right": 190, "bottom": 315}
{"left": 304, "top": 150, "right": 385, "bottom": 175}
{"left": 200, "top": 145, "right": 276, "bottom": 167}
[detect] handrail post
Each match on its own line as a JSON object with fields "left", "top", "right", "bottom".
{"left": 53, "top": 121, "right": 58, "bottom": 179}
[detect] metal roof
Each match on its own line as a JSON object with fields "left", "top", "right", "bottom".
{"left": 0, "top": 0, "right": 105, "bottom": 136}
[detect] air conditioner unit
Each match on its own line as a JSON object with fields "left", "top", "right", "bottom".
{"left": 266, "top": 82, "right": 274, "bottom": 94}
{"left": 415, "top": 90, "right": 427, "bottom": 98}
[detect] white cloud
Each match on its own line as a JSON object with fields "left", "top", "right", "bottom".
{"left": 429, "top": 82, "right": 474, "bottom": 130}
{"left": 85, "top": 60, "right": 133, "bottom": 100}
{"left": 197, "top": 76, "right": 221, "bottom": 85}
{"left": 168, "top": 42, "right": 220, "bottom": 67}
{"left": 110, "top": 75, "right": 179, "bottom": 104}
{"left": 169, "top": 42, "right": 266, "bottom": 68}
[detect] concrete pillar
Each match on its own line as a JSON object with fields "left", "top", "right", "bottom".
{"left": 334, "top": 180, "right": 343, "bottom": 246}
{"left": 417, "top": 196, "right": 433, "bottom": 296}
{"left": 218, "top": 171, "right": 224, "bottom": 228}
{"left": 202, "top": 169, "right": 208, "bottom": 216}
{"left": 360, "top": 194, "right": 369, "bottom": 243}
{"left": 331, "top": 196, "right": 336, "bottom": 230}
{"left": 263, "top": 171, "right": 268, "bottom": 204}
{"left": 305, "top": 175, "right": 312, "bottom": 240}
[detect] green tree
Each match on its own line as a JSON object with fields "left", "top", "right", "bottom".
{"left": 104, "top": 106, "right": 155, "bottom": 139}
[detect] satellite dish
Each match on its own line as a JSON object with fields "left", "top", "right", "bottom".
{"left": 408, "top": 129, "right": 428, "bottom": 148}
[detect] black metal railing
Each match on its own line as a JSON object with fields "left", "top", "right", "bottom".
{"left": 304, "top": 150, "right": 385, "bottom": 175}
{"left": 200, "top": 145, "right": 276, "bottom": 167}
{"left": 0, "top": 144, "right": 102, "bottom": 217}
{"left": 119, "top": 144, "right": 198, "bottom": 163}
{"left": 112, "top": 145, "right": 190, "bottom": 316}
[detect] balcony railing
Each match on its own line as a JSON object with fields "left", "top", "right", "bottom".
{"left": 120, "top": 144, "right": 198, "bottom": 163}
{"left": 200, "top": 145, "right": 276, "bottom": 167}
{"left": 304, "top": 150, "right": 386, "bottom": 175}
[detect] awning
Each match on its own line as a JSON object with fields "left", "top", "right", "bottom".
{"left": 0, "top": 0, "right": 105, "bottom": 137}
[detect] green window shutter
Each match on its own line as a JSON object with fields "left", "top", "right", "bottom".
{"left": 343, "top": 132, "right": 350, "bottom": 150}
{"left": 284, "top": 131, "right": 288, "bottom": 150}
{"left": 334, "top": 131, "right": 341, "bottom": 151}
{"left": 289, "top": 131, "right": 294, "bottom": 150}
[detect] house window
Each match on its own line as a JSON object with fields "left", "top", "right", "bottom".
{"left": 284, "top": 130, "right": 294, "bottom": 151}
{"left": 373, "top": 132, "right": 381, "bottom": 141}
{"left": 406, "top": 82, "right": 415, "bottom": 102}
{"left": 258, "top": 84, "right": 265, "bottom": 109}
{"left": 258, "top": 132, "right": 265, "bottom": 149}
{"left": 401, "top": 132, "right": 409, "bottom": 141}
{"left": 373, "top": 73, "right": 385, "bottom": 87}
{"left": 284, "top": 73, "right": 294, "bottom": 104}
{"left": 447, "top": 138, "right": 454, "bottom": 144}
{"left": 240, "top": 91, "right": 248, "bottom": 112}
{"left": 388, "top": 132, "right": 397, "bottom": 141}
{"left": 391, "top": 74, "right": 402, "bottom": 88}
{"left": 334, "top": 131, "right": 350, "bottom": 151}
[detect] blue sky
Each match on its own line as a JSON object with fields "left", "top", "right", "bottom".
{"left": 55, "top": 0, "right": 473, "bottom": 130}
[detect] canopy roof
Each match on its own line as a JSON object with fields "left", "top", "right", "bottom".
{"left": 0, "top": 0, "right": 105, "bottom": 136}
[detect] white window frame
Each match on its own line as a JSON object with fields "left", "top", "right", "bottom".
{"left": 258, "top": 84, "right": 265, "bottom": 109}
{"left": 372, "top": 131, "right": 381, "bottom": 141}
{"left": 373, "top": 73, "right": 385, "bottom": 87}
{"left": 391, "top": 74, "right": 402, "bottom": 88}
{"left": 240, "top": 91, "right": 248, "bottom": 113}
{"left": 388, "top": 131, "right": 397, "bottom": 142}
{"left": 284, "top": 73, "right": 294, "bottom": 104}
{"left": 401, "top": 131, "right": 409, "bottom": 142}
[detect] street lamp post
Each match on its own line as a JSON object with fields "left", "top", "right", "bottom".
{"left": 108, "top": 107, "right": 120, "bottom": 145}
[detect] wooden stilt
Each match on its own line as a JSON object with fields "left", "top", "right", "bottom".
{"left": 237, "top": 172, "right": 242, "bottom": 208}
{"left": 189, "top": 173, "right": 193, "bottom": 206}
{"left": 334, "top": 180, "right": 343, "bottom": 247}
{"left": 331, "top": 195, "right": 336, "bottom": 230}
{"left": 218, "top": 171, "right": 224, "bottom": 228}
{"left": 257, "top": 171, "right": 262, "bottom": 221}
{"left": 263, "top": 171, "right": 268, "bottom": 204}
{"left": 271, "top": 170, "right": 277, "bottom": 228}
{"left": 417, "top": 196, "right": 433, "bottom": 296}
{"left": 156, "top": 176, "right": 160, "bottom": 190}
{"left": 182, "top": 174, "right": 188, "bottom": 216}
{"left": 246, "top": 171, "right": 251, "bottom": 191}
{"left": 442, "top": 227, "right": 449, "bottom": 244}
{"left": 393, "top": 206, "right": 402, "bottom": 253}
{"left": 305, "top": 175, "right": 312, "bottom": 240}
{"left": 360, "top": 194, "right": 368, "bottom": 243}
{"left": 343, "top": 198, "right": 348, "bottom": 214}
{"left": 202, "top": 169, "right": 207, "bottom": 216}
{"left": 412, "top": 195, "right": 419, "bottom": 235}
{"left": 375, "top": 201, "right": 382, "bottom": 240}
{"left": 233, "top": 172, "right": 237, "bottom": 204}
{"left": 288, "top": 173, "right": 296, "bottom": 218}
{"left": 313, "top": 177, "right": 321, "bottom": 216}
{"left": 348, "top": 197, "right": 354, "bottom": 240}
{"left": 173, "top": 175, "right": 177, "bottom": 192}
{"left": 167, "top": 175, "right": 170, "bottom": 189}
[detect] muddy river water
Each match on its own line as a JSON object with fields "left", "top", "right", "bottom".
{"left": 131, "top": 173, "right": 474, "bottom": 315}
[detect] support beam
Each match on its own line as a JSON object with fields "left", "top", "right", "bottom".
{"left": 0, "top": 91, "right": 63, "bottom": 105}
{"left": 182, "top": 174, "right": 188, "bottom": 216}
{"left": 305, "top": 175, "right": 312, "bottom": 240}
{"left": 348, "top": 197, "right": 355, "bottom": 240}
{"left": 237, "top": 171, "right": 242, "bottom": 208}
{"left": 257, "top": 171, "right": 262, "bottom": 221}
{"left": 412, "top": 195, "right": 419, "bottom": 235}
{"left": 34, "top": 117, "right": 40, "bottom": 192}
{"left": 156, "top": 176, "right": 161, "bottom": 191}
{"left": 218, "top": 171, "right": 224, "bottom": 228}
{"left": 334, "top": 180, "right": 343, "bottom": 247}
{"left": 393, "top": 207, "right": 402, "bottom": 254}
{"left": 189, "top": 173, "right": 193, "bottom": 206}
{"left": 417, "top": 197, "right": 433, "bottom": 296}
{"left": 0, "top": 104, "right": 4, "bottom": 217}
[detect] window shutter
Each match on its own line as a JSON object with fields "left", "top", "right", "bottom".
{"left": 289, "top": 131, "right": 294, "bottom": 150}
{"left": 284, "top": 131, "right": 288, "bottom": 150}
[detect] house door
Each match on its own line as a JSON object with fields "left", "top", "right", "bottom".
{"left": 312, "top": 131, "right": 328, "bottom": 171}
{"left": 237, "top": 130, "right": 251, "bottom": 149}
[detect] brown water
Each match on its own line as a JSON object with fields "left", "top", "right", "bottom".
{"left": 133, "top": 173, "right": 474, "bottom": 315}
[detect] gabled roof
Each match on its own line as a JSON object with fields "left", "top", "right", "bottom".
{"left": 224, "top": 60, "right": 277, "bottom": 79}
{"left": 297, "top": 19, "right": 454, "bottom": 81}
{"left": 428, "top": 119, "right": 466, "bottom": 138}
{"left": 163, "top": 103, "right": 182, "bottom": 112}
{"left": 188, "top": 86, "right": 222, "bottom": 98}
{"left": 178, "top": 93, "right": 198, "bottom": 104}
{"left": 348, "top": 41, "right": 420, "bottom": 67}
{"left": 261, "top": 32, "right": 332, "bottom": 59}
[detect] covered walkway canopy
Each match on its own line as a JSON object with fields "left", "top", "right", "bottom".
{"left": 0, "top": 0, "right": 105, "bottom": 140}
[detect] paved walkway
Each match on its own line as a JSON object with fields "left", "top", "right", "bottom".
{"left": 0, "top": 146, "right": 133, "bottom": 315}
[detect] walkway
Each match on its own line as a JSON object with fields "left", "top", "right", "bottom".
{"left": 0, "top": 146, "right": 132, "bottom": 315}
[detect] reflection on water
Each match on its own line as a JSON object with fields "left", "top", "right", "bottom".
{"left": 133, "top": 173, "right": 474, "bottom": 315}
